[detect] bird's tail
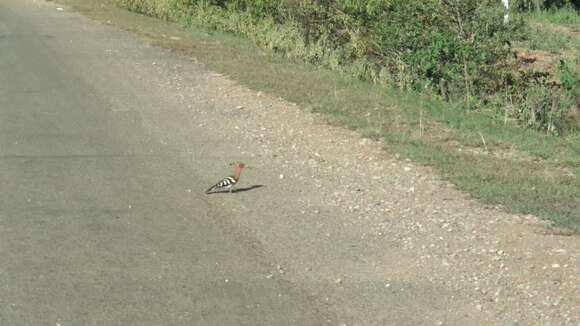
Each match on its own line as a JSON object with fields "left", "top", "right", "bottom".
{"left": 205, "top": 185, "right": 215, "bottom": 194}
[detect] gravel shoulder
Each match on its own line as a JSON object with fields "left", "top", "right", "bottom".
{"left": 176, "top": 60, "right": 580, "bottom": 325}
{"left": 8, "top": 1, "right": 580, "bottom": 325}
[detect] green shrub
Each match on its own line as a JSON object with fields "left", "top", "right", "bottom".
{"left": 116, "top": 0, "right": 578, "bottom": 135}
{"left": 559, "top": 59, "right": 580, "bottom": 94}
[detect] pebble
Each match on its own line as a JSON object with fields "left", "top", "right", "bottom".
{"left": 359, "top": 138, "right": 372, "bottom": 146}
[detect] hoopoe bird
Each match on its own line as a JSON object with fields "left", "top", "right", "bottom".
{"left": 205, "top": 162, "right": 245, "bottom": 194}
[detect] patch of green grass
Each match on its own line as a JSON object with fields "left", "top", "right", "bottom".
{"left": 526, "top": 7, "right": 580, "bottom": 26}
{"left": 525, "top": 25, "right": 577, "bottom": 53}
{"left": 58, "top": 0, "right": 580, "bottom": 232}
{"left": 521, "top": 8, "right": 580, "bottom": 55}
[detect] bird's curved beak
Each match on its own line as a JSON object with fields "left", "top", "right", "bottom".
{"left": 229, "top": 162, "right": 251, "bottom": 169}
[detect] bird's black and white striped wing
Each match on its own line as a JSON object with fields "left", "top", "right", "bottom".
{"left": 205, "top": 177, "right": 237, "bottom": 194}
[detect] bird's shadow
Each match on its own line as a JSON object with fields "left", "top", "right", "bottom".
{"left": 207, "top": 185, "right": 264, "bottom": 195}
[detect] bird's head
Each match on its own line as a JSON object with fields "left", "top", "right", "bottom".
{"left": 230, "top": 162, "right": 246, "bottom": 168}
{"left": 233, "top": 162, "right": 245, "bottom": 170}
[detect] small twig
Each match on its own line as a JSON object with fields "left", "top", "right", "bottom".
{"left": 478, "top": 132, "right": 489, "bottom": 153}
{"left": 419, "top": 109, "right": 424, "bottom": 138}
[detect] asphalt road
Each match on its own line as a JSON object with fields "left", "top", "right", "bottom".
{"left": 0, "top": 1, "right": 329, "bottom": 325}
{"left": 0, "top": 1, "right": 516, "bottom": 325}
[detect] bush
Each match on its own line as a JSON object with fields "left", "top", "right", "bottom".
{"left": 116, "top": 0, "right": 578, "bottom": 135}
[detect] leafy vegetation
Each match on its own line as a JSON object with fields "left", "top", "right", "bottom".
{"left": 115, "top": 0, "right": 579, "bottom": 136}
